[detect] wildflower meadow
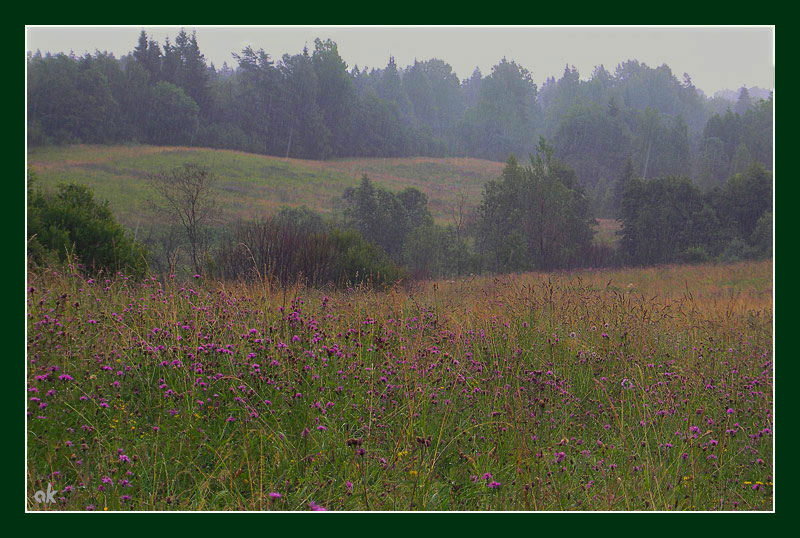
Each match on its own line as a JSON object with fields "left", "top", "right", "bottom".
{"left": 26, "top": 261, "right": 773, "bottom": 511}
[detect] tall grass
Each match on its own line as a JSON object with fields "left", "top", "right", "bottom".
{"left": 26, "top": 260, "right": 772, "bottom": 511}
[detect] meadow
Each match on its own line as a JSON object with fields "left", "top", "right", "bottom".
{"left": 27, "top": 144, "right": 503, "bottom": 227}
{"left": 26, "top": 260, "right": 773, "bottom": 511}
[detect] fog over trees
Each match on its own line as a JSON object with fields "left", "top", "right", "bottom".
{"left": 28, "top": 30, "right": 772, "bottom": 195}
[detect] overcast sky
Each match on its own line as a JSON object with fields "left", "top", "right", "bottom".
{"left": 26, "top": 26, "right": 774, "bottom": 96}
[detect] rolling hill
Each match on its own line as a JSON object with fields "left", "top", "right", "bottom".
{"left": 27, "top": 144, "right": 505, "bottom": 229}
{"left": 27, "top": 144, "right": 620, "bottom": 248}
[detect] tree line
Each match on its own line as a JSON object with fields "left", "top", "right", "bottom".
{"left": 28, "top": 30, "right": 773, "bottom": 206}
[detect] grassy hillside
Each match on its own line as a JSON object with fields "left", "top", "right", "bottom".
{"left": 27, "top": 145, "right": 505, "bottom": 228}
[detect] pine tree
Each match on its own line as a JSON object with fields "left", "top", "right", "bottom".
{"left": 735, "top": 86, "right": 752, "bottom": 115}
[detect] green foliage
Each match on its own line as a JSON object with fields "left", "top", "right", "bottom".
{"left": 609, "top": 159, "right": 635, "bottom": 218}
{"left": 147, "top": 82, "right": 199, "bottom": 145}
{"left": 695, "top": 97, "right": 772, "bottom": 188}
{"left": 619, "top": 175, "right": 714, "bottom": 265}
{"left": 278, "top": 50, "right": 331, "bottom": 158}
{"left": 401, "top": 223, "right": 448, "bottom": 280}
{"left": 618, "top": 163, "right": 772, "bottom": 266}
{"left": 681, "top": 246, "right": 711, "bottom": 264}
{"left": 342, "top": 175, "right": 433, "bottom": 261}
{"left": 27, "top": 31, "right": 773, "bottom": 276}
{"left": 311, "top": 38, "right": 356, "bottom": 155}
{"left": 749, "top": 211, "right": 773, "bottom": 259}
{"left": 718, "top": 162, "right": 772, "bottom": 241}
{"left": 718, "top": 237, "right": 751, "bottom": 264}
{"left": 215, "top": 216, "right": 405, "bottom": 288}
{"left": 458, "top": 58, "right": 539, "bottom": 161}
{"left": 27, "top": 172, "right": 147, "bottom": 276}
{"left": 274, "top": 205, "right": 327, "bottom": 235}
{"left": 551, "top": 103, "right": 632, "bottom": 192}
{"left": 630, "top": 109, "right": 691, "bottom": 180}
{"left": 27, "top": 51, "right": 122, "bottom": 145}
{"left": 328, "top": 228, "right": 407, "bottom": 287}
{"left": 476, "top": 140, "right": 597, "bottom": 272}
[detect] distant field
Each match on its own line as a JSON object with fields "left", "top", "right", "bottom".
{"left": 27, "top": 144, "right": 505, "bottom": 228}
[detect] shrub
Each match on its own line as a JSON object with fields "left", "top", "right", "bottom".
{"left": 274, "top": 206, "right": 328, "bottom": 236}
{"left": 328, "top": 228, "right": 407, "bottom": 287}
{"left": 717, "top": 237, "right": 752, "bottom": 264}
{"left": 215, "top": 218, "right": 405, "bottom": 288}
{"left": 27, "top": 174, "right": 148, "bottom": 277}
{"left": 682, "top": 246, "right": 711, "bottom": 264}
{"left": 749, "top": 211, "right": 773, "bottom": 259}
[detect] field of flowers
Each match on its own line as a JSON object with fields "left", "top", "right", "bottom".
{"left": 26, "top": 261, "right": 773, "bottom": 511}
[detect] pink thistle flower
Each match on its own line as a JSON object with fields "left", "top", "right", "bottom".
{"left": 309, "top": 501, "right": 327, "bottom": 511}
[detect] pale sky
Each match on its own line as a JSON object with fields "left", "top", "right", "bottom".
{"left": 26, "top": 26, "right": 774, "bottom": 96}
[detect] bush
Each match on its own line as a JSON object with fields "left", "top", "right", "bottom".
{"left": 274, "top": 206, "right": 328, "bottom": 236}
{"left": 215, "top": 217, "right": 405, "bottom": 288}
{"left": 749, "top": 211, "right": 773, "bottom": 259}
{"left": 717, "top": 237, "right": 752, "bottom": 264}
{"left": 27, "top": 175, "right": 148, "bottom": 276}
{"left": 681, "top": 246, "right": 711, "bottom": 264}
{"left": 329, "top": 228, "right": 407, "bottom": 287}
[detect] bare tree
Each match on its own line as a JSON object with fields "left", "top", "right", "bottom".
{"left": 449, "top": 191, "right": 468, "bottom": 245}
{"left": 147, "top": 164, "right": 218, "bottom": 275}
{"left": 449, "top": 191, "right": 471, "bottom": 275}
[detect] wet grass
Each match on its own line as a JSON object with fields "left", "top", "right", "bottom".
{"left": 26, "top": 260, "right": 772, "bottom": 511}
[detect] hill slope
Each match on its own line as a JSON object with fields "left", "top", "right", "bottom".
{"left": 27, "top": 145, "right": 505, "bottom": 228}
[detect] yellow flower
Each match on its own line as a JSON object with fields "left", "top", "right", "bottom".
{"left": 409, "top": 470, "right": 418, "bottom": 477}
